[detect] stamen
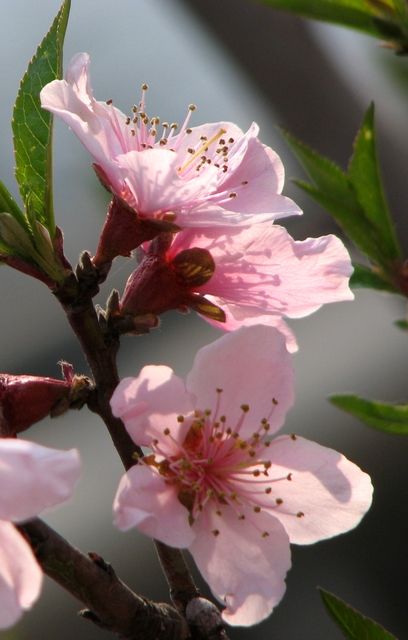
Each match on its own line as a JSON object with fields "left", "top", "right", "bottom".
{"left": 177, "top": 128, "right": 227, "bottom": 174}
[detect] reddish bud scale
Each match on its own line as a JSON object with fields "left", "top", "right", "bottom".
{"left": 0, "top": 255, "right": 57, "bottom": 289}
{"left": 0, "top": 375, "right": 70, "bottom": 437}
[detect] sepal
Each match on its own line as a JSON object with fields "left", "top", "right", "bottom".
{"left": 92, "top": 167, "right": 180, "bottom": 272}
{"left": 118, "top": 233, "right": 223, "bottom": 326}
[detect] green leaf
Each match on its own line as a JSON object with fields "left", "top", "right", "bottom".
{"left": 329, "top": 394, "right": 408, "bottom": 434}
{"left": 12, "top": 0, "right": 71, "bottom": 237}
{"left": 283, "top": 130, "right": 391, "bottom": 265}
{"left": 283, "top": 106, "right": 403, "bottom": 272}
{"left": 350, "top": 263, "right": 398, "bottom": 293}
{"left": 319, "top": 588, "right": 398, "bottom": 640}
{"left": 392, "top": 0, "right": 408, "bottom": 35}
{"left": 255, "top": 0, "right": 404, "bottom": 45}
{"left": 348, "top": 104, "right": 400, "bottom": 262}
{"left": 0, "top": 180, "right": 29, "bottom": 233}
{"left": 394, "top": 319, "right": 408, "bottom": 330}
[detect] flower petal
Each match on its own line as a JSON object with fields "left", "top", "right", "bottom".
{"left": 194, "top": 224, "right": 353, "bottom": 315}
{"left": 262, "top": 435, "right": 373, "bottom": 544}
{"left": 113, "top": 465, "right": 195, "bottom": 547}
{"left": 40, "top": 53, "right": 124, "bottom": 169}
{"left": 189, "top": 506, "right": 291, "bottom": 626}
{"left": 0, "top": 520, "right": 43, "bottom": 629}
{"left": 0, "top": 439, "right": 81, "bottom": 522}
{"left": 42, "top": 54, "right": 301, "bottom": 229}
{"left": 110, "top": 366, "right": 195, "bottom": 451}
{"left": 186, "top": 325, "right": 294, "bottom": 435}
{"left": 202, "top": 302, "right": 299, "bottom": 353}
{"left": 117, "top": 149, "right": 219, "bottom": 217}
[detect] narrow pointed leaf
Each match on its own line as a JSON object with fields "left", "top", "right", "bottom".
{"left": 255, "top": 0, "right": 404, "bottom": 45}
{"left": 284, "top": 128, "right": 398, "bottom": 269}
{"left": 0, "top": 180, "right": 29, "bottom": 233}
{"left": 350, "top": 264, "right": 398, "bottom": 293}
{"left": 348, "top": 104, "right": 400, "bottom": 261}
{"left": 319, "top": 588, "right": 398, "bottom": 640}
{"left": 12, "top": 0, "right": 70, "bottom": 236}
{"left": 330, "top": 394, "right": 408, "bottom": 434}
{"left": 294, "top": 179, "right": 384, "bottom": 261}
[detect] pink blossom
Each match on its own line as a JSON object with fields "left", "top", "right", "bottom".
{"left": 120, "top": 224, "right": 354, "bottom": 352}
{"left": 40, "top": 53, "right": 301, "bottom": 229}
{"left": 111, "top": 326, "right": 372, "bottom": 626}
{"left": 0, "top": 438, "right": 81, "bottom": 628}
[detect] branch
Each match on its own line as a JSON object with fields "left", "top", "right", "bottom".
{"left": 51, "top": 256, "right": 231, "bottom": 638}
{"left": 18, "top": 518, "right": 190, "bottom": 640}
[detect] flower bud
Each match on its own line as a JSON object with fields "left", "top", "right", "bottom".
{"left": 0, "top": 214, "right": 72, "bottom": 290}
{"left": 119, "top": 234, "right": 224, "bottom": 324}
{"left": 0, "top": 370, "right": 90, "bottom": 437}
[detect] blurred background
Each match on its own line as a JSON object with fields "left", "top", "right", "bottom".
{"left": 0, "top": 0, "right": 408, "bottom": 638}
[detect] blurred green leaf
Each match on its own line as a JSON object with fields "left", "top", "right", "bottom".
{"left": 392, "top": 0, "right": 408, "bottom": 35}
{"left": 319, "top": 588, "right": 398, "bottom": 639}
{"left": 348, "top": 103, "right": 400, "bottom": 262}
{"left": 12, "top": 0, "right": 70, "bottom": 236}
{"left": 394, "top": 319, "right": 408, "bottom": 330}
{"left": 255, "top": 0, "right": 405, "bottom": 47}
{"left": 330, "top": 394, "right": 408, "bottom": 434}
{"left": 350, "top": 264, "right": 398, "bottom": 293}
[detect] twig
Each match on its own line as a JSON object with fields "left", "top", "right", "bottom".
{"left": 50, "top": 258, "right": 231, "bottom": 638}
{"left": 18, "top": 518, "right": 190, "bottom": 640}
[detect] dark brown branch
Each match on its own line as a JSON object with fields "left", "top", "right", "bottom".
{"left": 54, "top": 259, "right": 141, "bottom": 470}
{"left": 154, "top": 541, "right": 201, "bottom": 614}
{"left": 18, "top": 518, "right": 190, "bottom": 640}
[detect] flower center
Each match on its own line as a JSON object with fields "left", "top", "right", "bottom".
{"left": 145, "top": 391, "right": 294, "bottom": 528}
{"left": 105, "top": 85, "right": 236, "bottom": 179}
{"left": 106, "top": 84, "right": 196, "bottom": 154}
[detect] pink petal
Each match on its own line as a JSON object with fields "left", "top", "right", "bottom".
{"left": 198, "top": 224, "right": 353, "bottom": 315}
{"left": 189, "top": 505, "right": 291, "bottom": 626}
{"left": 261, "top": 435, "right": 373, "bottom": 544}
{"left": 117, "top": 149, "right": 219, "bottom": 217}
{"left": 169, "top": 224, "right": 352, "bottom": 341}
{"left": 0, "top": 520, "right": 43, "bottom": 628}
{"left": 186, "top": 325, "right": 294, "bottom": 436}
{"left": 276, "top": 233, "right": 355, "bottom": 318}
{"left": 202, "top": 302, "right": 299, "bottom": 353}
{"left": 110, "top": 367, "right": 195, "bottom": 451}
{"left": 42, "top": 55, "right": 302, "bottom": 229}
{"left": 172, "top": 122, "right": 245, "bottom": 167}
{"left": 217, "top": 135, "right": 301, "bottom": 220}
{"left": 0, "top": 439, "right": 81, "bottom": 522}
{"left": 113, "top": 465, "right": 195, "bottom": 547}
{"left": 40, "top": 54, "right": 127, "bottom": 179}
{"left": 172, "top": 123, "right": 301, "bottom": 225}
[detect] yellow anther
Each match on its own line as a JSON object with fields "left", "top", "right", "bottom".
{"left": 178, "top": 128, "right": 227, "bottom": 173}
